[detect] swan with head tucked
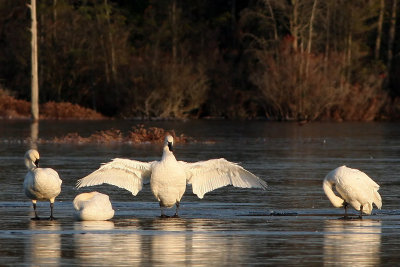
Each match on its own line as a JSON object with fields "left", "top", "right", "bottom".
{"left": 76, "top": 135, "right": 267, "bottom": 217}
{"left": 24, "top": 149, "right": 62, "bottom": 220}
{"left": 73, "top": 192, "right": 114, "bottom": 221}
{"left": 323, "top": 165, "right": 382, "bottom": 218}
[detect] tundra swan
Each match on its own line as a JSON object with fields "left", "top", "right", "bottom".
{"left": 323, "top": 165, "right": 382, "bottom": 218}
{"left": 24, "top": 149, "right": 62, "bottom": 220}
{"left": 73, "top": 192, "right": 114, "bottom": 221}
{"left": 77, "top": 135, "right": 267, "bottom": 217}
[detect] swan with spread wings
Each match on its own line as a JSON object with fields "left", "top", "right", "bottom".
{"left": 76, "top": 135, "right": 267, "bottom": 217}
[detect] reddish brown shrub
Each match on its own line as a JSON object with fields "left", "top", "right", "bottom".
{"left": 41, "top": 101, "right": 105, "bottom": 119}
{"left": 0, "top": 90, "right": 105, "bottom": 119}
{"left": 46, "top": 125, "right": 192, "bottom": 144}
{"left": 0, "top": 90, "right": 30, "bottom": 118}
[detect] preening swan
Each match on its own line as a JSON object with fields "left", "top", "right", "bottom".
{"left": 24, "top": 149, "right": 62, "bottom": 220}
{"left": 77, "top": 135, "right": 267, "bottom": 217}
{"left": 73, "top": 192, "right": 114, "bottom": 221}
{"left": 323, "top": 165, "right": 382, "bottom": 218}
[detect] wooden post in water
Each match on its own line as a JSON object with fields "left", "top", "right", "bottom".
{"left": 29, "top": 0, "right": 39, "bottom": 121}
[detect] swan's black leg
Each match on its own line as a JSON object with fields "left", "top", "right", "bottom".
{"left": 49, "top": 202, "right": 57, "bottom": 220}
{"left": 343, "top": 202, "right": 349, "bottom": 219}
{"left": 173, "top": 202, "right": 180, "bottom": 218}
{"left": 31, "top": 201, "right": 40, "bottom": 220}
{"left": 359, "top": 205, "right": 363, "bottom": 219}
{"left": 159, "top": 202, "right": 169, "bottom": 218}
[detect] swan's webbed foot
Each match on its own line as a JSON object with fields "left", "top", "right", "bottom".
{"left": 172, "top": 214, "right": 180, "bottom": 218}
{"left": 160, "top": 214, "right": 170, "bottom": 218}
{"left": 31, "top": 216, "right": 41, "bottom": 221}
{"left": 48, "top": 216, "right": 57, "bottom": 221}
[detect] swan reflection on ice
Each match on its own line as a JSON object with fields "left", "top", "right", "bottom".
{"left": 323, "top": 219, "right": 382, "bottom": 266}
{"left": 150, "top": 218, "right": 248, "bottom": 265}
{"left": 150, "top": 219, "right": 189, "bottom": 265}
{"left": 73, "top": 221, "right": 116, "bottom": 265}
{"left": 26, "top": 221, "right": 61, "bottom": 266}
{"left": 73, "top": 220, "right": 145, "bottom": 265}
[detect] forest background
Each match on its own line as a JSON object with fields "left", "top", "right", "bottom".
{"left": 1, "top": 0, "right": 400, "bottom": 121}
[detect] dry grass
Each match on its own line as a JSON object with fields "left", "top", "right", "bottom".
{"left": 47, "top": 125, "right": 192, "bottom": 144}
{"left": 0, "top": 90, "right": 105, "bottom": 119}
{"left": 41, "top": 101, "right": 105, "bottom": 119}
{"left": 0, "top": 90, "right": 30, "bottom": 119}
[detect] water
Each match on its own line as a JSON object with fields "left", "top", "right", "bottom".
{"left": 0, "top": 120, "right": 400, "bottom": 265}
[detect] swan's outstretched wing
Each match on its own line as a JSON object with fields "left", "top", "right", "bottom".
{"left": 76, "top": 158, "right": 154, "bottom": 195}
{"left": 182, "top": 158, "right": 267, "bottom": 199}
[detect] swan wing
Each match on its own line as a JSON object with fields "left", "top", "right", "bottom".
{"left": 182, "top": 158, "right": 267, "bottom": 199}
{"left": 353, "top": 169, "right": 382, "bottom": 210}
{"left": 335, "top": 167, "right": 382, "bottom": 213}
{"left": 349, "top": 168, "right": 380, "bottom": 189}
{"left": 76, "top": 158, "right": 154, "bottom": 196}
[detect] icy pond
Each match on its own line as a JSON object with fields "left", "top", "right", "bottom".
{"left": 0, "top": 120, "right": 399, "bottom": 265}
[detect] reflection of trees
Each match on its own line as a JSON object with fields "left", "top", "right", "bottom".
{"left": 26, "top": 221, "right": 61, "bottom": 266}
{"left": 323, "top": 219, "right": 381, "bottom": 266}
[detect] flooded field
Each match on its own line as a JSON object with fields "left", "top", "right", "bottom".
{"left": 0, "top": 120, "right": 399, "bottom": 265}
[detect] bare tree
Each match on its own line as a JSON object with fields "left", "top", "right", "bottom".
{"left": 306, "top": 0, "right": 318, "bottom": 76}
{"left": 104, "top": 0, "right": 117, "bottom": 83}
{"left": 29, "top": 0, "right": 39, "bottom": 121}
{"left": 387, "top": 0, "right": 397, "bottom": 73}
{"left": 290, "top": 0, "right": 299, "bottom": 51}
{"left": 375, "top": 0, "right": 384, "bottom": 60}
{"left": 171, "top": 0, "right": 178, "bottom": 67}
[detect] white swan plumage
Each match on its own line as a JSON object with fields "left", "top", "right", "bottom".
{"left": 73, "top": 191, "right": 114, "bottom": 221}
{"left": 76, "top": 135, "right": 267, "bottom": 217}
{"left": 24, "top": 149, "right": 62, "bottom": 220}
{"left": 323, "top": 165, "right": 382, "bottom": 218}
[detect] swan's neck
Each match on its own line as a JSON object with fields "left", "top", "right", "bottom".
{"left": 323, "top": 179, "right": 344, "bottom": 208}
{"left": 161, "top": 147, "right": 175, "bottom": 161}
{"left": 25, "top": 158, "right": 36, "bottom": 171}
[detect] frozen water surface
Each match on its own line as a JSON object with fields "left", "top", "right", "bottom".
{"left": 0, "top": 120, "right": 399, "bottom": 265}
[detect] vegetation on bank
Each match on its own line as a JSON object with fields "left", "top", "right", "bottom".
{"left": 18, "top": 124, "right": 193, "bottom": 145}
{"left": 1, "top": 1, "right": 400, "bottom": 121}
{"left": 47, "top": 125, "right": 192, "bottom": 144}
{"left": 0, "top": 89, "right": 104, "bottom": 119}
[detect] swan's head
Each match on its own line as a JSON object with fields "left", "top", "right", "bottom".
{"left": 25, "top": 149, "right": 40, "bottom": 170}
{"left": 164, "top": 135, "right": 174, "bottom": 152}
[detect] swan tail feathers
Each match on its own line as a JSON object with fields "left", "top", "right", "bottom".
{"left": 373, "top": 190, "right": 382, "bottom": 210}
{"left": 362, "top": 202, "right": 373, "bottom": 215}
